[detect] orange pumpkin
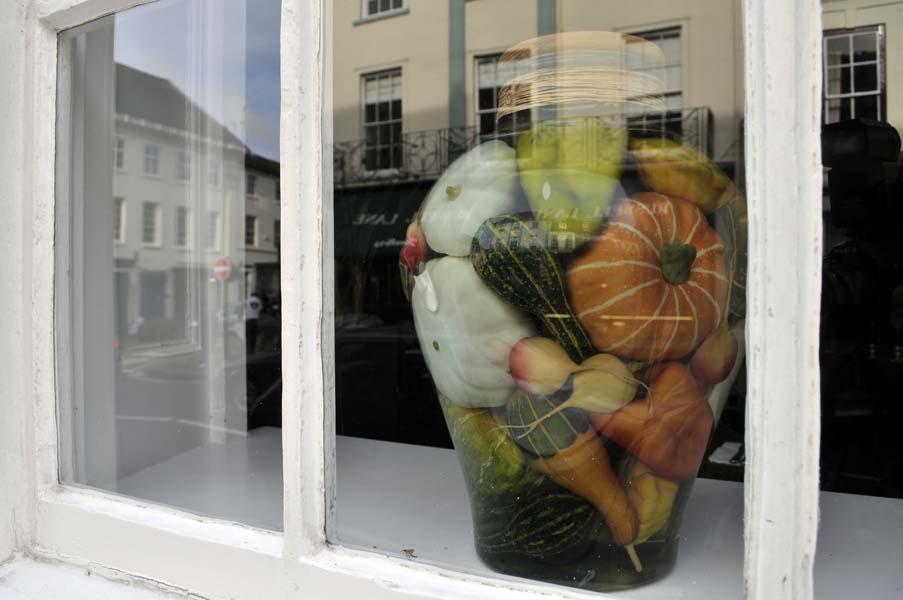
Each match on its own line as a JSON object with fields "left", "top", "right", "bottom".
{"left": 566, "top": 192, "right": 728, "bottom": 361}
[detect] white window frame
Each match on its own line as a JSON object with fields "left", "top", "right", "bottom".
{"left": 823, "top": 25, "right": 885, "bottom": 123}
{"left": 3, "top": 0, "right": 822, "bottom": 599}
{"left": 473, "top": 53, "right": 533, "bottom": 146}
{"left": 361, "top": 67, "right": 403, "bottom": 172}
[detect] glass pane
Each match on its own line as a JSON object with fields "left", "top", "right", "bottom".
{"left": 656, "top": 35, "right": 681, "bottom": 64}
{"left": 478, "top": 87, "right": 495, "bottom": 110}
{"left": 365, "top": 103, "right": 376, "bottom": 123}
{"left": 853, "top": 32, "right": 877, "bottom": 63}
{"left": 480, "top": 112, "right": 497, "bottom": 135}
{"left": 378, "top": 74, "right": 391, "bottom": 98}
{"left": 56, "top": 0, "right": 283, "bottom": 530}
{"left": 853, "top": 63, "right": 878, "bottom": 93}
{"left": 378, "top": 101, "right": 390, "bottom": 121}
{"left": 331, "top": 2, "right": 748, "bottom": 595}
{"left": 826, "top": 65, "right": 851, "bottom": 95}
{"left": 664, "top": 64, "right": 682, "bottom": 93}
{"left": 854, "top": 94, "right": 878, "bottom": 120}
{"left": 364, "top": 76, "right": 377, "bottom": 101}
{"left": 826, "top": 35, "right": 852, "bottom": 65}
{"left": 819, "top": 24, "right": 901, "bottom": 600}
{"left": 391, "top": 98, "right": 402, "bottom": 120}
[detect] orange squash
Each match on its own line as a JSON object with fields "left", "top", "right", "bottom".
{"left": 592, "top": 362, "right": 713, "bottom": 481}
{"left": 566, "top": 193, "right": 728, "bottom": 361}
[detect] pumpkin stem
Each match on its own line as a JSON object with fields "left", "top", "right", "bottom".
{"left": 661, "top": 242, "right": 697, "bottom": 285}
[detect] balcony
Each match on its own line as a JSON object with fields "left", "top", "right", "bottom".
{"left": 332, "top": 107, "right": 714, "bottom": 189}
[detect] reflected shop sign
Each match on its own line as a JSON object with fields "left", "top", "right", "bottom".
{"left": 352, "top": 211, "right": 407, "bottom": 251}
{"left": 335, "top": 183, "right": 428, "bottom": 259}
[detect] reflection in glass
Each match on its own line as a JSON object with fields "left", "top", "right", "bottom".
{"left": 332, "top": 1, "right": 748, "bottom": 594}
{"left": 820, "top": 21, "right": 901, "bottom": 501}
{"left": 56, "top": 0, "right": 283, "bottom": 529}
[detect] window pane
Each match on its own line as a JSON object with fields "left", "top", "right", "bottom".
{"left": 478, "top": 87, "right": 495, "bottom": 110}
{"left": 331, "top": 2, "right": 747, "bottom": 594}
{"left": 56, "top": 0, "right": 283, "bottom": 530}
{"left": 854, "top": 94, "right": 879, "bottom": 120}
{"left": 853, "top": 63, "right": 878, "bottom": 93}
{"left": 826, "top": 35, "right": 851, "bottom": 65}
{"left": 853, "top": 32, "right": 877, "bottom": 63}
{"left": 479, "top": 112, "right": 496, "bottom": 135}
{"left": 826, "top": 65, "right": 851, "bottom": 95}
{"left": 819, "top": 22, "right": 901, "bottom": 596}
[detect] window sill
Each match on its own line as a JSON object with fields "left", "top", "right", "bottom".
{"left": 352, "top": 7, "right": 410, "bottom": 26}
{"left": 334, "top": 437, "right": 903, "bottom": 599}
{"left": 0, "top": 558, "right": 180, "bottom": 600}
{"left": 38, "top": 433, "right": 902, "bottom": 599}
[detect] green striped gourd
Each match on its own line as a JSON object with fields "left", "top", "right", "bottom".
{"left": 475, "top": 489, "right": 601, "bottom": 562}
{"left": 471, "top": 213, "right": 594, "bottom": 363}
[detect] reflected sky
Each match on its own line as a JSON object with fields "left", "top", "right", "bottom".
{"left": 114, "top": 0, "right": 280, "bottom": 160}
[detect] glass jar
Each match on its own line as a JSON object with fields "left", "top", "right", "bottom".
{"left": 399, "top": 31, "right": 747, "bottom": 592}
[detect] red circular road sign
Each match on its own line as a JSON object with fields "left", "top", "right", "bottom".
{"left": 213, "top": 258, "right": 231, "bottom": 281}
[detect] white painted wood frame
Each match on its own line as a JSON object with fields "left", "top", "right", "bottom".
{"left": 742, "top": 0, "right": 823, "bottom": 598}
{"left": 0, "top": 0, "right": 824, "bottom": 598}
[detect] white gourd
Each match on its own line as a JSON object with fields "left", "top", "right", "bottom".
{"left": 419, "top": 140, "right": 519, "bottom": 257}
{"left": 412, "top": 257, "right": 535, "bottom": 408}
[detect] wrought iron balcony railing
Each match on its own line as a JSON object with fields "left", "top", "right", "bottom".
{"left": 332, "top": 107, "right": 714, "bottom": 189}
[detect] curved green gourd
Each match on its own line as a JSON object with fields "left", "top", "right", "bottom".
{"left": 471, "top": 213, "right": 595, "bottom": 363}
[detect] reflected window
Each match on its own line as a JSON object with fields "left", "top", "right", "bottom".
{"left": 114, "top": 137, "right": 125, "bottom": 169}
{"left": 207, "top": 211, "right": 219, "bottom": 250}
{"left": 141, "top": 201, "right": 160, "bottom": 245}
{"left": 56, "top": 0, "right": 283, "bottom": 529}
{"left": 365, "top": 0, "right": 403, "bottom": 18}
{"left": 475, "top": 54, "right": 531, "bottom": 146}
{"left": 175, "top": 150, "right": 190, "bottom": 181}
{"left": 245, "top": 215, "right": 257, "bottom": 247}
{"left": 362, "top": 69, "right": 402, "bottom": 170}
{"left": 273, "top": 219, "right": 280, "bottom": 248}
{"left": 824, "top": 25, "right": 884, "bottom": 123}
{"left": 175, "top": 206, "right": 189, "bottom": 247}
{"left": 143, "top": 143, "right": 160, "bottom": 175}
{"left": 113, "top": 196, "right": 125, "bottom": 243}
{"left": 627, "top": 27, "right": 684, "bottom": 141}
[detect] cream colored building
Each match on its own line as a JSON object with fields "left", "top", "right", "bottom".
{"left": 332, "top": 0, "right": 746, "bottom": 176}
{"left": 333, "top": 0, "right": 901, "bottom": 184}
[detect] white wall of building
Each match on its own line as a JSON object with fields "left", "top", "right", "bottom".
{"left": 0, "top": 0, "right": 30, "bottom": 564}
